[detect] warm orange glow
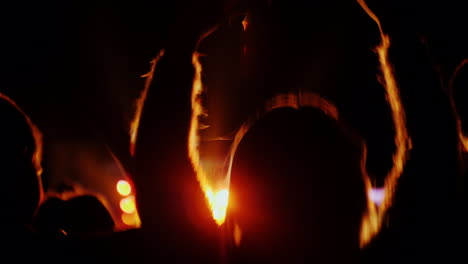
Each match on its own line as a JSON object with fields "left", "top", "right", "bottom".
{"left": 189, "top": 51, "right": 230, "bottom": 225}
{"left": 242, "top": 13, "right": 249, "bottom": 31}
{"left": 60, "top": 229, "right": 68, "bottom": 236}
{"left": 27, "top": 123, "right": 43, "bottom": 182}
{"left": 43, "top": 146, "right": 142, "bottom": 232}
{"left": 460, "top": 135, "right": 468, "bottom": 153}
{"left": 357, "top": 0, "right": 411, "bottom": 248}
{"left": 233, "top": 222, "right": 242, "bottom": 247}
{"left": 242, "top": 13, "right": 249, "bottom": 55}
{"left": 120, "top": 196, "right": 137, "bottom": 214}
{"left": 189, "top": 20, "right": 340, "bottom": 226}
{"left": 121, "top": 212, "right": 141, "bottom": 226}
{"left": 189, "top": 52, "right": 341, "bottom": 225}
{"left": 209, "top": 189, "right": 230, "bottom": 224}
{"left": 448, "top": 58, "right": 468, "bottom": 152}
{"left": 0, "top": 93, "right": 44, "bottom": 205}
{"left": 129, "top": 49, "right": 165, "bottom": 156}
{"left": 116, "top": 180, "right": 132, "bottom": 196}
{"left": 266, "top": 92, "right": 338, "bottom": 120}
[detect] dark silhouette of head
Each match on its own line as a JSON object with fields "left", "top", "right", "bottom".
{"left": 226, "top": 108, "right": 367, "bottom": 263}
{"left": 0, "top": 96, "right": 42, "bottom": 229}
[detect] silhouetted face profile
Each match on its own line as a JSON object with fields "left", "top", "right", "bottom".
{"left": 0, "top": 98, "right": 41, "bottom": 228}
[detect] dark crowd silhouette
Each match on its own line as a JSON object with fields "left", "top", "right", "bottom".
{"left": 1, "top": 0, "right": 466, "bottom": 263}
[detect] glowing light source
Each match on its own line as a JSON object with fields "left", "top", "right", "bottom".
{"left": 189, "top": 49, "right": 341, "bottom": 225}
{"left": 368, "top": 187, "right": 385, "bottom": 206}
{"left": 189, "top": 51, "right": 232, "bottom": 225}
{"left": 116, "top": 180, "right": 132, "bottom": 196}
{"left": 210, "top": 189, "right": 229, "bottom": 224}
{"left": 242, "top": 14, "right": 249, "bottom": 31}
{"left": 189, "top": 16, "right": 341, "bottom": 227}
{"left": 120, "top": 196, "right": 136, "bottom": 214}
{"left": 122, "top": 213, "right": 141, "bottom": 226}
{"left": 59, "top": 229, "right": 68, "bottom": 236}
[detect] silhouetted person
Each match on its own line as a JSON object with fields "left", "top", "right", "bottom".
{"left": 225, "top": 108, "right": 367, "bottom": 263}
{"left": 0, "top": 97, "right": 114, "bottom": 262}
{"left": 129, "top": 50, "right": 220, "bottom": 262}
{"left": 0, "top": 98, "right": 41, "bottom": 231}
{"left": 0, "top": 96, "right": 43, "bottom": 258}
{"left": 357, "top": 1, "right": 462, "bottom": 262}
{"left": 129, "top": 4, "right": 234, "bottom": 261}
{"left": 33, "top": 195, "right": 115, "bottom": 237}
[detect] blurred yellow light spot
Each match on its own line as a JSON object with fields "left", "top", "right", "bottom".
{"left": 210, "top": 189, "right": 229, "bottom": 225}
{"left": 122, "top": 213, "right": 141, "bottom": 227}
{"left": 117, "top": 180, "right": 132, "bottom": 196}
{"left": 120, "top": 196, "right": 136, "bottom": 214}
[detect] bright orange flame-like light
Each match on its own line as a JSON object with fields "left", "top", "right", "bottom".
{"left": 357, "top": 0, "right": 411, "bottom": 248}
{"left": 242, "top": 14, "right": 249, "bottom": 31}
{"left": 129, "top": 49, "right": 165, "bottom": 156}
{"left": 209, "top": 189, "right": 229, "bottom": 223}
{"left": 189, "top": 51, "right": 230, "bottom": 225}
{"left": 116, "top": 180, "right": 132, "bottom": 196}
